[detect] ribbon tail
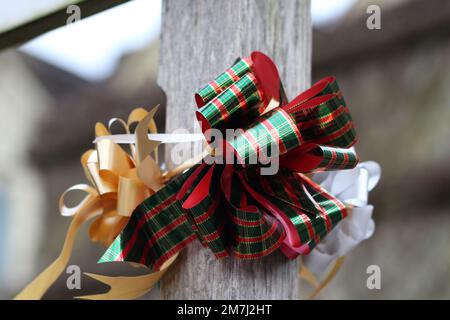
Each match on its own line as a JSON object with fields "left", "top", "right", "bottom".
{"left": 14, "top": 198, "right": 102, "bottom": 300}
{"left": 78, "top": 253, "right": 178, "bottom": 300}
{"left": 298, "top": 260, "right": 319, "bottom": 288}
{"left": 307, "top": 256, "right": 346, "bottom": 300}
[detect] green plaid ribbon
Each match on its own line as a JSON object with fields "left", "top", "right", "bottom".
{"left": 195, "top": 57, "right": 253, "bottom": 107}
{"left": 197, "top": 73, "right": 264, "bottom": 133}
{"left": 228, "top": 108, "right": 301, "bottom": 164}
{"left": 100, "top": 167, "right": 197, "bottom": 270}
{"left": 100, "top": 53, "right": 359, "bottom": 271}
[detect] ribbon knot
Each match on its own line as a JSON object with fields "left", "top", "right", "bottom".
{"left": 100, "top": 51, "right": 360, "bottom": 272}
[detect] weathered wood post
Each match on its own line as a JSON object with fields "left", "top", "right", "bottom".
{"left": 158, "top": 0, "right": 311, "bottom": 299}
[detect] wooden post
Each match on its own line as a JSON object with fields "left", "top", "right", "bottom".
{"left": 158, "top": 0, "right": 311, "bottom": 299}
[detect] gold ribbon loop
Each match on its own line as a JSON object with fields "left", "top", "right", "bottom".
{"left": 117, "top": 169, "right": 152, "bottom": 217}
{"left": 59, "top": 184, "right": 99, "bottom": 217}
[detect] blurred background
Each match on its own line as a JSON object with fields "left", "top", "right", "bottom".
{"left": 0, "top": 0, "right": 449, "bottom": 299}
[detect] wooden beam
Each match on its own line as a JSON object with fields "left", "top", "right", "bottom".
{"left": 158, "top": 0, "right": 311, "bottom": 299}
{"left": 0, "top": 0, "right": 131, "bottom": 51}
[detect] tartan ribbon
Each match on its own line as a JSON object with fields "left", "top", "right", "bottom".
{"left": 100, "top": 51, "right": 359, "bottom": 271}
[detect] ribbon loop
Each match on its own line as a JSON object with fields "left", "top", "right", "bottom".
{"left": 197, "top": 73, "right": 264, "bottom": 134}
{"left": 195, "top": 57, "right": 254, "bottom": 107}
{"left": 227, "top": 108, "right": 302, "bottom": 165}
{"left": 181, "top": 164, "right": 228, "bottom": 257}
{"left": 59, "top": 184, "right": 99, "bottom": 217}
{"left": 196, "top": 51, "right": 284, "bottom": 137}
{"left": 284, "top": 76, "right": 355, "bottom": 149}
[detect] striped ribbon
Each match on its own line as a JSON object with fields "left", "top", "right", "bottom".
{"left": 100, "top": 52, "right": 359, "bottom": 271}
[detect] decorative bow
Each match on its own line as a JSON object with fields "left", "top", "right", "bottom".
{"left": 100, "top": 51, "right": 360, "bottom": 271}
{"left": 15, "top": 107, "right": 168, "bottom": 300}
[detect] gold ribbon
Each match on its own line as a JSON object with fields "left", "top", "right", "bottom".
{"left": 75, "top": 254, "right": 177, "bottom": 300}
{"left": 15, "top": 106, "right": 176, "bottom": 300}
{"left": 299, "top": 256, "right": 346, "bottom": 300}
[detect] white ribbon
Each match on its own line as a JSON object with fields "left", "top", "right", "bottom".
{"left": 302, "top": 160, "right": 381, "bottom": 273}
{"left": 94, "top": 133, "right": 205, "bottom": 144}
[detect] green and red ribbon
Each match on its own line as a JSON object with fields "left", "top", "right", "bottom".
{"left": 100, "top": 51, "right": 359, "bottom": 271}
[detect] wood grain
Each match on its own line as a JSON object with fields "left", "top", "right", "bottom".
{"left": 158, "top": 0, "right": 311, "bottom": 299}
